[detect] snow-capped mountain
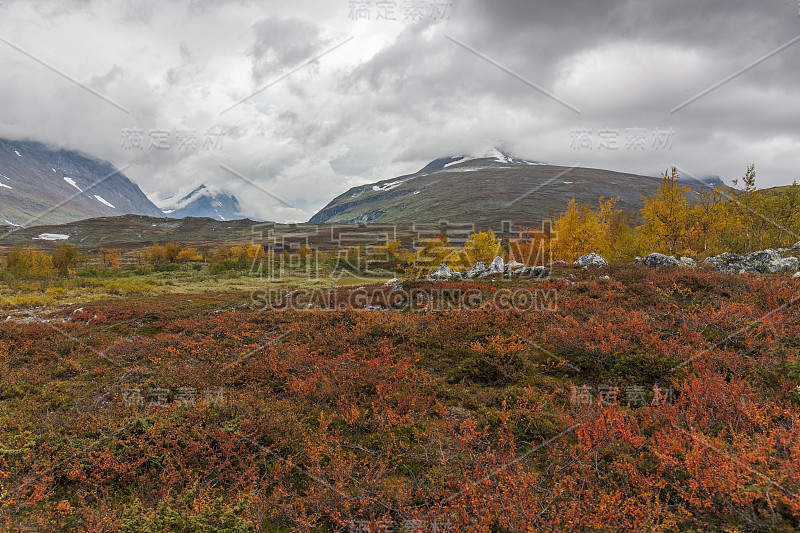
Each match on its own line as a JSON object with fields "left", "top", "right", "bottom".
{"left": 417, "top": 148, "right": 546, "bottom": 173}
{"left": 309, "top": 148, "right": 716, "bottom": 224}
{"left": 0, "top": 138, "right": 163, "bottom": 227}
{"left": 160, "top": 185, "right": 244, "bottom": 221}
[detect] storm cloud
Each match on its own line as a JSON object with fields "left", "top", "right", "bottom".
{"left": 0, "top": 0, "right": 798, "bottom": 221}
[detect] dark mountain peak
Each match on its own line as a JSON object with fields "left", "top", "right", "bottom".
{"left": 161, "top": 184, "right": 244, "bottom": 221}
{"left": 680, "top": 174, "right": 727, "bottom": 188}
{"left": 0, "top": 137, "right": 163, "bottom": 226}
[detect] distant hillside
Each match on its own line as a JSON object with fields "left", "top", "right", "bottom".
{"left": 0, "top": 214, "right": 265, "bottom": 251}
{"left": 160, "top": 185, "right": 245, "bottom": 221}
{"left": 0, "top": 139, "right": 163, "bottom": 226}
{"left": 309, "top": 149, "right": 715, "bottom": 225}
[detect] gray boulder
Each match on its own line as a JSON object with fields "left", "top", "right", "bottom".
{"left": 679, "top": 257, "right": 696, "bottom": 267}
{"left": 739, "top": 250, "right": 782, "bottom": 274}
{"left": 383, "top": 278, "right": 404, "bottom": 290}
{"left": 702, "top": 252, "right": 742, "bottom": 273}
{"left": 793, "top": 271, "right": 800, "bottom": 279}
{"left": 505, "top": 260, "right": 524, "bottom": 272}
{"left": 463, "top": 261, "right": 487, "bottom": 279}
{"left": 792, "top": 241, "right": 800, "bottom": 251}
{"left": 480, "top": 256, "right": 505, "bottom": 277}
{"left": 767, "top": 256, "right": 799, "bottom": 273}
{"left": 428, "top": 264, "right": 458, "bottom": 280}
{"left": 703, "top": 250, "right": 798, "bottom": 274}
{"left": 641, "top": 253, "right": 679, "bottom": 268}
{"left": 574, "top": 253, "right": 608, "bottom": 267}
{"left": 519, "top": 265, "right": 550, "bottom": 279}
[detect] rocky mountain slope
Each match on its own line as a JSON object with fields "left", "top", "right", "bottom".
{"left": 310, "top": 149, "right": 720, "bottom": 225}
{"left": 0, "top": 139, "right": 163, "bottom": 227}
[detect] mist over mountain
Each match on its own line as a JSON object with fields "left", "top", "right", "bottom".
{"left": 160, "top": 185, "right": 245, "bottom": 221}
{"left": 0, "top": 138, "right": 163, "bottom": 227}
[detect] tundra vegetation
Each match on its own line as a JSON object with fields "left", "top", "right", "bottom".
{"left": 1, "top": 166, "right": 799, "bottom": 531}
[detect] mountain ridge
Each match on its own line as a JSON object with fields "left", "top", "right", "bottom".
{"left": 309, "top": 149, "right": 719, "bottom": 225}
{"left": 0, "top": 138, "right": 163, "bottom": 226}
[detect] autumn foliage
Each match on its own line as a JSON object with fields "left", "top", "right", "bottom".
{"left": 2, "top": 268, "right": 800, "bottom": 531}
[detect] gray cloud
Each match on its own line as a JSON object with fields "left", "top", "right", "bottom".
{"left": 251, "top": 17, "right": 325, "bottom": 83}
{"left": 0, "top": 0, "right": 798, "bottom": 223}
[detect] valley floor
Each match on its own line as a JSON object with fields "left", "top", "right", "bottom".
{"left": 1, "top": 265, "right": 800, "bottom": 531}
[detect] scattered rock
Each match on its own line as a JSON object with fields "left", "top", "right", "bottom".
{"left": 428, "top": 264, "right": 458, "bottom": 281}
{"left": 703, "top": 250, "right": 798, "bottom": 274}
{"left": 793, "top": 271, "right": 800, "bottom": 279}
{"left": 574, "top": 253, "right": 608, "bottom": 267}
{"left": 679, "top": 257, "right": 695, "bottom": 267}
{"left": 702, "top": 253, "right": 742, "bottom": 273}
{"left": 768, "top": 256, "right": 799, "bottom": 273}
{"left": 520, "top": 266, "right": 550, "bottom": 279}
{"left": 505, "top": 260, "right": 524, "bottom": 271}
{"left": 480, "top": 256, "right": 505, "bottom": 277}
{"left": 383, "top": 278, "right": 404, "bottom": 290}
{"left": 739, "top": 250, "right": 782, "bottom": 274}
{"left": 641, "top": 253, "right": 679, "bottom": 268}
{"left": 463, "top": 261, "right": 487, "bottom": 279}
{"left": 599, "top": 275, "right": 611, "bottom": 280}
{"left": 792, "top": 241, "right": 800, "bottom": 251}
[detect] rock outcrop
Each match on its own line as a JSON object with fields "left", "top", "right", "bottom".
{"left": 426, "top": 256, "right": 549, "bottom": 281}
{"left": 574, "top": 253, "right": 608, "bottom": 267}
{"left": 481, "top": 256, "right": 505, "bottom": 277}
{"left": 463, "top": 261, "right": 487, "bottom": 279}
{"left": 428, "top": 264, "right": 459, "bottom": 281}
{"left": 641, "top": 253, "right": 680, "bottom": 268}
{"left": 703, "top": 250, "right": 798, "bottom": 274}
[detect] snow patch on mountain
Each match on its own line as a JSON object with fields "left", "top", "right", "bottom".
{"left": 0, "top": 182, "right": 11, "bottom": 190}
{"left": 94, "top": 195, "right": 115, "bottom": 208}
{"left": 373, "top": 177, "right": 413, "bottom": 192}
{"left": 486, "top": 147, "right": 511, "bottom": 163}
{"left": 34, "top": 233, "right": 69, "bottom": 240}
{"left": 444, "top": 156, "right": 475, "bottom": 168}
{"left": 64, "top": 177, "right": 83, "bottom": 192}
{"left": 440, "top": 148, "right": 544, "bottom": 170}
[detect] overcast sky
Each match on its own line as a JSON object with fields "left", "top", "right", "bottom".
{"left": 1, "top": 0, "right": 798, "bottom": 222}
